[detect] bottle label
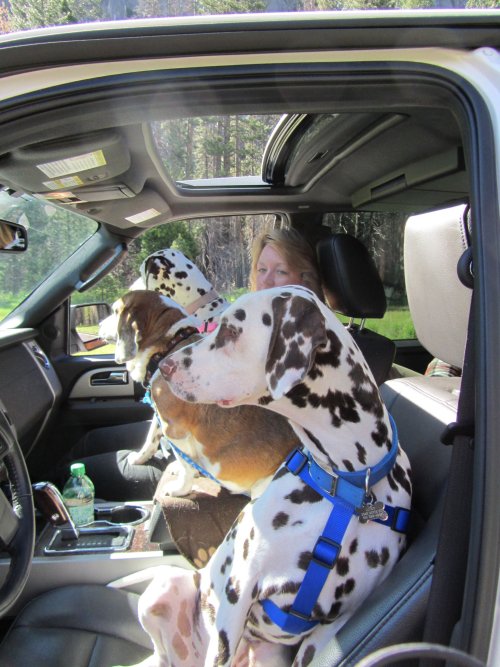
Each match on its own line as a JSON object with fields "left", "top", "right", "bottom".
{"left": 67, "top": 501, "right": 94, "bottom": 526}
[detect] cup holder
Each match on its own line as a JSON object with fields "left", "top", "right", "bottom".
{"left": 95, "top": 504, "right": 150, "bottom": 526}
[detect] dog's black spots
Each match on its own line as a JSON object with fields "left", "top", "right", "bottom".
{"left": 265, "top": 317, "right": 287, "bottom": 375}
{"left": 282, "top": 319, "right": 298, "bottom": 341}
{"left": 353, "top": 384, "right": 384, "bottom": 418}
{"left": 315, "top": 330, "right": 343, "bottom": 369}
{"left": 285, "top": 485, "right": 323, "bottom": 504}
{"left": 220, "top": 555, "right": 232, "bottom": 575}
{"left": 393, "top": 461, "right": 412, "bottom": 496}
{"left": 258, "top": 394, "right": 273, "bottom": 406}
{"left": 349, "top": 538, "right": 358, "bottom": 554}
{"left": 234, "top": 308, "right": 246, "bottom": 322}
{"left": 298, "top": 551, "right": 312, "bottom": 570}
{"left": 174, "top": 271, "right": 188, "bottom": 280}
{"left": 336, "top": 556, "right": 349, "bottom": 576}
{"left": 197, "top": 288, "right": 207, "bottom": 296}
{"left": 183, "top": 347, "right": 193, "bottom": 357}
{"left": 225, "top": 577, "right": 240, "bottom": 605}
{"left": 300, "top": 643, "right": 317, "bottom": 667}
{"left": 342, "top": 459, "right": 355, "bottom": 472}
{"left": 345, "top": 578, "right": 356, "bottom": 595}
{"left": 323, "top": 389, "right": 360, "bottom": 427}
{"left": 281, "top": 580, "right": 302, "bottom": 596}
{"left": 250, "top": 527, "right": 255, "bottom": 540}
{"left": 355, "top": 442, "right": 367, "bottom": 465}
{"left": 371, "top": 419, "right": 389, "bottom": 448}
{"left": 262, "top": 312, "right": 272, "bottom": 326}
{"left": 243, "top": 539, "right": 249, "bottom": 560}
{"left": 286, "top": 340, "right": 310, "bottom": 374}
{"left": 349, "top": 361, "right": 372, "bottom": 388}
{"left": 303, "top": 428, "right": 331, "bottom": 459}
{"left": 185, "top": 393, "right": 196, "bottom": 402}
{"left": 215, "top": 322, "right": 241, "bottom": 349}
{"left": 381, "top": 547, "right": 390, "bottom": 566}
{"left": 252, "top": 582, "right": 259, "bottom": 601}
{"left": 272, "top": 511, "right": 289, "bottom": 529}
{"left": 327, "top": 601, "right": 342, "bottom": 620}
{"left": 287, "top": 383, "right": 311, "bottom": 409}
{"left": 366, "top": 549, "right": 381, "bottom": 568}
{"left": 308, "top": 364, "right": 325, "bottom": 381}
{"left": 216, "top": 630, "right": 230, "bottom": 666}
{"left": 334, "top": 579, "right": 355, "bottom": 601}
{"left": 386, "top": 470, "right": 400, "bottom": 492}
{"left": 182, "top": 357, "right": 192, "bottom": 370}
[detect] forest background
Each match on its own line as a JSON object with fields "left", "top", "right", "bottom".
{"left": 0, "top": 0, "right": 496, "bottom": 333}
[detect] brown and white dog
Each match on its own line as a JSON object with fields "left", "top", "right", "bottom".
{"left": 131, "top": 285, "right": 412, "bottom": 667}
{"left": 99, "top": 247, "right": 230, "bottom": 467}
{"left": 105, "top": 289, "right": 300, "bottom": 498}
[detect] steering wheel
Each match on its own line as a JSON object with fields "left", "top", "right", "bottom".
{"left": 0, "top": 406, "right": 35, "bottom": 617}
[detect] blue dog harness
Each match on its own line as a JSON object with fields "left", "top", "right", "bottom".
{"left": 262, "top": 414, "right": 410, "bottom": 635}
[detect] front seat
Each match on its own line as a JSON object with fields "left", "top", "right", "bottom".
{"left": 317, "top": 233, "right": 396, "bottom": 386}
{"left": 0, "top": 584, "right": 152, "bottom": 666}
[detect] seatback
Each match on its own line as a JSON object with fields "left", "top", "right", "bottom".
{"left": 317, "top": 233, "right": 395, "bottom": 385}
{"left": 311, "top": 205, "right": 471, "bottom": 666}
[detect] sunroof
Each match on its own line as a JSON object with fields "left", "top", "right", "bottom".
{"left": 150, "top": 115, "right": 282, "bottom": 185}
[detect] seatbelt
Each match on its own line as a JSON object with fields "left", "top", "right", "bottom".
{"left": 421, "top": 240, "right": 475, "bottom": 665}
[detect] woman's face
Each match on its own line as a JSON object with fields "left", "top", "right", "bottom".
{"left": 255, "top": 244, "right": 304, "bottom": 291}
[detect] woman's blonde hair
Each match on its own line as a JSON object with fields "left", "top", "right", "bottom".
{"left": 249, "top": 227, "right": 324, "bottom": 300}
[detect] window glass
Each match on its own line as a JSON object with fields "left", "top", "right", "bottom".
{"left": 71, "top": 213, "right": 277, "bottom": 354}
{"left": 0, "top": 190, "right": 98, "bottom": 323}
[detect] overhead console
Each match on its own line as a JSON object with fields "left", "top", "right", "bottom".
{"left": 352, "top": 147, "right": 468, "bottom": 211}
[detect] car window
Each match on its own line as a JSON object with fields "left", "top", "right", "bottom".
{"left": 71, "top": 210, "right": 414, "bottom": 355}
{"left": 70, "top": 213, "right": 277, "bottom": 354}
{"left": 0, "top": 190, "right": 98, "bottom": 323}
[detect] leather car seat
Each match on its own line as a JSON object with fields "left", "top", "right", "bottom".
{"left": 310, "top": 204, "right": 471, "bottom": 665}
{"left": 317, "top": 233, "right": 396, "bottom": 385}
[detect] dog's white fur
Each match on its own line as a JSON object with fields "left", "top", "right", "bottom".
{"left": 129, "top": 286, "right": 412, "bottom": 667}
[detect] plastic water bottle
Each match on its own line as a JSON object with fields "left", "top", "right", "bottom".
{"left": 62, "top": 462, "right": 95, "bottom": 526}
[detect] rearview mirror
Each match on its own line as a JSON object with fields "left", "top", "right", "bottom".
{"left": 0, "top": 219, "right": 28, "bottom": 252}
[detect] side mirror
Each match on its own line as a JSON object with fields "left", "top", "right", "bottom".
{"left": 0, "top": 219, "right": 28, "bottom": 252}
{"left": 70, "top": 302, "right": 112, "bottom": 353}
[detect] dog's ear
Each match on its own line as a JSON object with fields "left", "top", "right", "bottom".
{"left": 115, "top": 309, "right": 140, "bottom": 362}
{"left": 265, "top": 294, "right": 327, "bottom": 399}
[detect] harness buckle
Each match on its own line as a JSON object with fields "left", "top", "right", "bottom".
{"left": 312, "top": 536, "right": 341, "bottom": 569}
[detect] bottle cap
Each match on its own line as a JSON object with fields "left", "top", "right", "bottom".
{"left": 70, "top": 462, "right": 86, "bottom": 477}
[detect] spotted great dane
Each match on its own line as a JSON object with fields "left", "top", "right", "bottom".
{"left": 133, "top": 285, "right": 412, "bottom": 667}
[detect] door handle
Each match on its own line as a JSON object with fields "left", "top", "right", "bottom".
{"left": 90, "top": 370, "right": 128, "bottom": 386}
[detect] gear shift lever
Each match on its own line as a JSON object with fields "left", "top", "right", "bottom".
{"left": 33, "top": 481, "right": 80, "bottom": 540}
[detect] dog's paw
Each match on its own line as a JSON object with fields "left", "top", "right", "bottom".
{"left": 127, "top": 450, "right": 150, "bottom": 466}
{"left": 159, "top": 459, "right": 195, "bottom": 496}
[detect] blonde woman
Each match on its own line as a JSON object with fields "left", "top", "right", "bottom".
{"left": 249, "top": 227, "right": 325, "bottom": 300}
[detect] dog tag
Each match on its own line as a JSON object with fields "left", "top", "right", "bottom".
{"left": 356, "top": 500, "right": 388, "bottom": 524}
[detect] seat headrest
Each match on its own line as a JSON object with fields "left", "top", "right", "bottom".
{"left": 317, "top": 234, "right": 387, "bottom": 319}
{"left": 404, "top": 204, "right": 471, "bottom": 369}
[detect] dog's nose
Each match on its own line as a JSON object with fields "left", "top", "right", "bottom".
{"left": 159, "top": 357, "right": 177, "bottom": 378}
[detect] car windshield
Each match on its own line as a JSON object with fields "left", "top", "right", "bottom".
{"left": 0, "top": 190, "right": 98, "bottom": 322}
